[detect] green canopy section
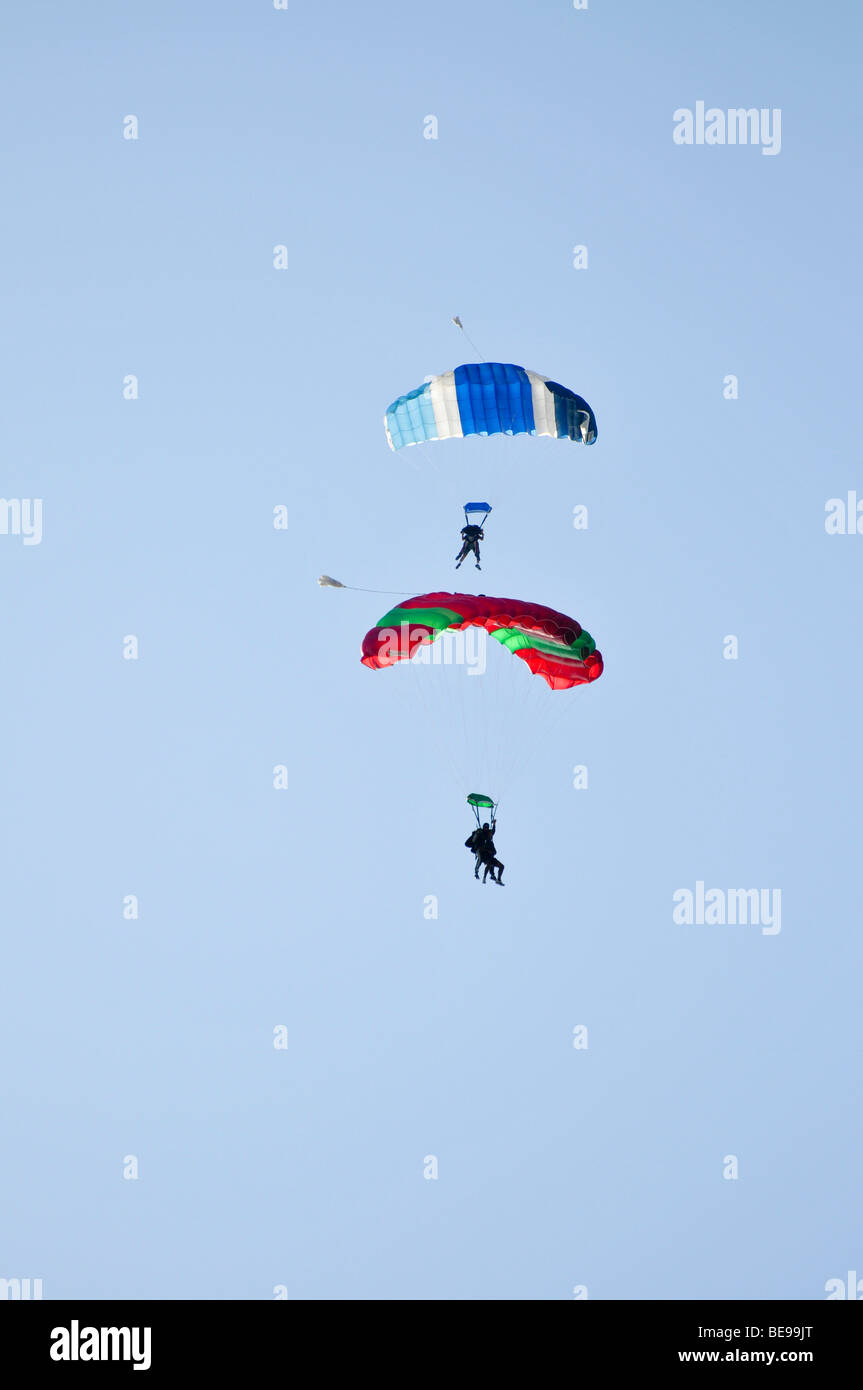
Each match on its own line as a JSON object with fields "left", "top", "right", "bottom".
{"left": 467, "top": 792, "right": 496, "bottom": 827}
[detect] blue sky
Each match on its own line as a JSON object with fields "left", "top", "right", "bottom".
{"left": 1, "top": 0, "right": 861, "bottom": 1300}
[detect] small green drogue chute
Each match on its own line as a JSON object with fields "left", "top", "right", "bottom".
{"left": 467, "top": 792, "right": 497, "bottom": 828}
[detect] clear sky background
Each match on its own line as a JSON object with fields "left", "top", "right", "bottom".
{"left": 2, "top": 1, "right": 861, "bottom": 1300}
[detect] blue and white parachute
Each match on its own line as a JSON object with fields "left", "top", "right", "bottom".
{"left": 384, "top": 362, "right": 597, "bottom": 451}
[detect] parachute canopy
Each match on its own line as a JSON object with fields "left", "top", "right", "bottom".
{"left": 361, "top": 591, "right": 603, "bottom": 691}
{"left": 384, "top": 362, "right": 597, "bottom": 451}
{"left": 467, "top": 792, "right": 496, "bottom": 827}
{"left": 464, "top": 501, "right": 492, "bottom": 526}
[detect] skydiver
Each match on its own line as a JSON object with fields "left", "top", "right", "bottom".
{"left": 455, "top": 523, "right": 484, "bottom": 570}
{"left": 481, "top": 848, "right": 504, "bottom": 885}
{"left": 464, "top": 827, "right": 483, "bottom": 879}
{"left": 475, "top": 819, "right": 504, "bottom": 886}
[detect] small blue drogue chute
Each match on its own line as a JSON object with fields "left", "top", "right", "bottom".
{"left": 463, "top": 502, "right": 492, "bottom": 527}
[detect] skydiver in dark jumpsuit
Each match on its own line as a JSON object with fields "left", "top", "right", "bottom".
{"left": 455, "top": 524, "right": 484, "bottom": 570}
{"left": 465, "top": 827, "right": 483, "bottom": 878}
{"left": 474, "top": 820, "right": 504, "bottom": 885}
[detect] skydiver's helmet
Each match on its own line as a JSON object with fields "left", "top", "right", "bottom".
{"left": 482, "top": 822, "right": 489, "bottom": 830}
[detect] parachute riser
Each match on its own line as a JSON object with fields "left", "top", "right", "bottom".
{"left": 468, "top": 794, "right": 498, "bottom": 829}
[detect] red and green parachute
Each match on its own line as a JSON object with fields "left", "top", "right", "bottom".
{"left": 361, "top": 591, "right": 603, "bottom": 690}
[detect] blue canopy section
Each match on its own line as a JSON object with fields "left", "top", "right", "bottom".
{"left": 545, "top": 380, "right": 598, "bottom": 444}
{"left": 454, "top": 362, "right": 534, "bottom": 438}
{"left": 463, "top": 502, "right": 492, "bottom": 514}
{"left": 384, "top": 381, "right": 434, "bottom": 450}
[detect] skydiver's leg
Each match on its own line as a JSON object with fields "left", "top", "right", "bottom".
{"left": 475, "top": 541, "right": 481, "bottom": 570}
{"left": 494, "top": 858, "right": 505, "bottom": 885}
